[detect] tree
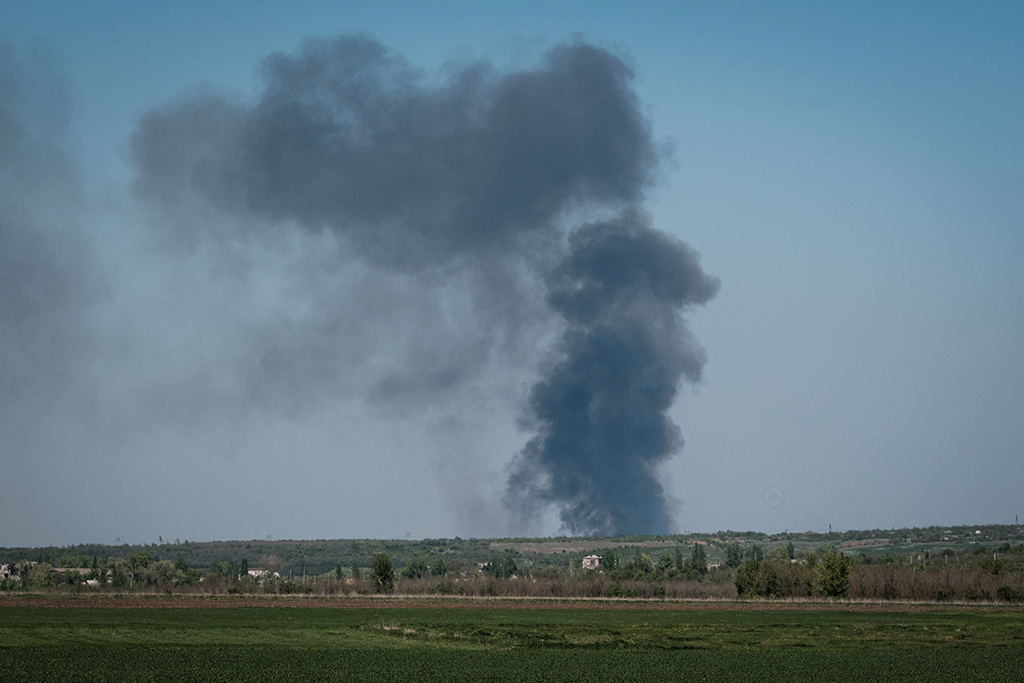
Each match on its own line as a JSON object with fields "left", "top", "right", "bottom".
{"left": 487, "top": 552, "right": 518, "bottom": 579}
{"left": 602, "top": 549, "right": 618, "bottom": 570}
{"left": 60, "top": 554, "right": 90, "bottom": 568}
{"left": 430, "top": 557, "right": 448, "bottom": 577}
{"left": 174, "top": 556, "right": 200, "bottom": 586}
{"left": 816, "top": 549, "right": 852, "bottom": 598}
{"left": 369, "top": 553, "right": 394, "bottom": 593}
{"left": 209, "top": 560, "right": 240, "bottom": 580}
{"left": 25, "top": 562, "right": 54, "bottom": 588}
{"left": 128, "top": 552, "right": 155, "bottom": 583}
{"left": 633, "top": 552, "right": 654, "bottom": 574}
{"left": 141, "top": 560, "right": 177, "bottom": 587}
{"left": 725, "top": 545, "right": 744, "bottom": 569}
{"left": 110, "top": 560, "right": 131, "bottom": 587}
{"left": 691, "top": 543, "right": 708, "bottom": 576}
{"left": 401, "top": 556, "right": 429, "bottom": 579}
{"left": 735, "top": 560, "right": 778, "bottom": 598}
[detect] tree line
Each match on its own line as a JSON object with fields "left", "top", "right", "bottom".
{"left": 5, "top": 543, "right": 1023, "bottom": 603}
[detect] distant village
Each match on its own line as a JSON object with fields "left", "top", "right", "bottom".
{"left": 2, "top": 524, "right": 1022, "bottom": 602}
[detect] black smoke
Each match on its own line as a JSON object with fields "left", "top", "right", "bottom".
{"left": 1, "top": 33, "right": 716, "bottom": 538}
{"left": 130, "top": 35, "right": 662, "bottom": 414}
{"left": 506, "top": 212, "right": 718, "bottom": 535}
{"left": 130, "top": 34, "right": 717, "bottom": 534}
{"left": 133, "top": 35, "right": 656, "bottom": 267}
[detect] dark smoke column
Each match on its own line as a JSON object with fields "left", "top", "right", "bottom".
{"left": 507, "top": 212, "right": 719, "bottom": 536}
{"left": 126, "top": 30, "right": 717, "bottom": 536}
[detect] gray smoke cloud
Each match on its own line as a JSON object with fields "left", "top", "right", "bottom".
{"left": 506, "top": 211, "right": 719, "bottom": 535}
{"left": 1, "top": 33, "right": 715, "bottom": 539}
{"left": 130, "top": 34, "right": 663, "bottom": 415}
{"left": 0, "top": 42, "right": 98, "bottom": 431}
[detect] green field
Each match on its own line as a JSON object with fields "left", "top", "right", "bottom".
{"left": 3, "top": 601, "right": 1023, "bottom": 681}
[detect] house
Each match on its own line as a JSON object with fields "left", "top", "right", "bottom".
{"left": 582, "top": 555, "right": 602, "bottom": 570}
{"left": 247, "top": 569, "right": 280, "bottom": 581}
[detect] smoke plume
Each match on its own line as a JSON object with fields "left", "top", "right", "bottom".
{"left": 130, "top": 35, "right": 660, "bottom": 410}
{"left": 507, "top": 212, "right": 718, "bottom": 535}
{"left": 132, "top": 33, "right": 718, "bottom": 534}
{"left": 0, "top": 42, "right": 97, "bottom": 428}
{"left": 1, "top": 34, "right": 715, "bottom": 541}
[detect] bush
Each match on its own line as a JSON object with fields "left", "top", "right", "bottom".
{"left": 432, "top": 580, "right": 465, "bottom": 595}
{"left": 996, "top": 585, "right": 1022, "bottom": 603}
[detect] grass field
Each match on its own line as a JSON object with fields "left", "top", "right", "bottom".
{"left": 3, "top": 598, "right": 1023, "bottom": 681}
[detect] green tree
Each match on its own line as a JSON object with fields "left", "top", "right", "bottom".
{"left": 735, "top": 560, "right": 779, "bottom": 598}
{"left": 174, "top": 556, "right": 200, "bottom": 586}
{"left": 369, "top": 553, "right": 394, "bottom": 593}
{"left": 735, "top": 560, "right": 759, "bottom": 597}
{"left": 802, "top": 551, "right": 819, "bottom": 569}
{"left": 816, "top": 548, "right": 852, "bottom": 598}
{"left": 691, "top": 543, "right": 708, "bottom": 575}
{"left": 141, "top": 560, "right": 177, "bottom": 587}
{"left": 430, "top": 557, "right": 448, "bottom": 577}
{"left": 401, "top": 556, "right": 429, "bottom": 579}
{"left": 487, "top": 552, "right": 518, "bottom": 579}
{"left": 59, "top": 554, "right": 90, "bottom": 568}
{"left": 787, "top": 541, "right": 796, "bottom": 560}
{"left": 209, "top": 560, "right": 239, "bottom": 579}
{"left": 602, "top": 549, "right": 618, "bottom": 570}
{"left": 110, "top": 560, "right": 131, "bottom": 587}
{"left": 128, "top": 552, "right": 155, "bottom": 583}
{"left": 725, "top": 545, "right": 744, "bottom": 569}
{"left": 25, "top": 562, "right": 54, "bottom": 588}
{"left": 633, "top": 552, "right": 654, "bottom": 574}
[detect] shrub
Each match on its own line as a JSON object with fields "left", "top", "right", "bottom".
{"left": 996, "top": 585, "right": 1022, "bottom": 603}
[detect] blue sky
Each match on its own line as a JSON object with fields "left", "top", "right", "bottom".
{"left": 2, "top": 1, "right": 1022, "bottom": 546}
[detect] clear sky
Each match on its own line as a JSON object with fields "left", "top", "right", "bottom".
{"left": 2, "top": 1, "right": 1022, "bottom": 546}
